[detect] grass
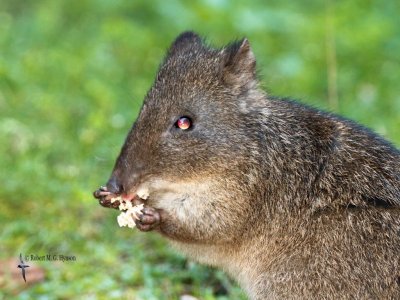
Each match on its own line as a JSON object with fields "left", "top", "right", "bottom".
{"left": 0, "top": 0, "right": 399, "bottom": 298}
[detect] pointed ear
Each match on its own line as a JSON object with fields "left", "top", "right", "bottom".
{"left": 168, "top": 31, "right": 203, "bottom": 55}
{"left": 222, "top": 38, "right": 257, "bottom": 88}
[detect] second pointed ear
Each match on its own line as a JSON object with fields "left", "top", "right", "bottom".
{"left": 222, "top": 39, "right": 257, "bottom": 88}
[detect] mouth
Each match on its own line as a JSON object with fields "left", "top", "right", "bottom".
{"left": 93, "top": 186, "right": 148, "bottom": 209}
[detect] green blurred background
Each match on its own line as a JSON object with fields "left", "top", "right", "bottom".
{"left": 0, "top": 0, "right": 399, "bottom": 299}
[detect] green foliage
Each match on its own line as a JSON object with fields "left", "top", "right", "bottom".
{"left": 0, "top": 0, "right": 398, "bottom": 298}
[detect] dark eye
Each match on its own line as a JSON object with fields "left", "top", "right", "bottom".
{"left": 175, "top": 116, "right": 192, "bottom": 130}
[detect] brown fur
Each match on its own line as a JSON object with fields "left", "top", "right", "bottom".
{"left": 99, "top": 32, "right": 400, "bottom": 299}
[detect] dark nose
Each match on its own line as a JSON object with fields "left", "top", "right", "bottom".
{"left": 106, "top": 175, "right": 123, "bottom": 194}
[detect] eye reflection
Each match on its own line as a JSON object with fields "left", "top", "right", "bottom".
{"left": 176, "top": 117, "right": 191, "bottom": 130}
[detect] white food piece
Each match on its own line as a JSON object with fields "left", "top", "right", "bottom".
{"left": 110, "top": 195, "right": 122, "bottom": 203}
{"left": 116, "top": 203, "right": 144, "bottom": 228}
{"left": 136, "top": 187, "right": 150, "bottom": 200}
{"left": 110, "top": 195, "right": 144, "bottom": 228}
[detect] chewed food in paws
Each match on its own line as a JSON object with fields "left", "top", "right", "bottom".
{"left": 111, "top": 196, "right": 145, "bottom": 228}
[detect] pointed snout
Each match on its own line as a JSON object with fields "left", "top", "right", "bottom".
{"left": 106, "top": 175, "right": 123, "bottom": 194}
{"left": 106, "top": 166, "right": 144, "bottom": 196}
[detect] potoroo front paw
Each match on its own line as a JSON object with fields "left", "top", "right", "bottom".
{"left": 135, "top": 207, "right": 161, "bottom": 231}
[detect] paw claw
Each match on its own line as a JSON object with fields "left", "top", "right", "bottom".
{"left": 135, "top": 206, "right": 161, "bottom": 232}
